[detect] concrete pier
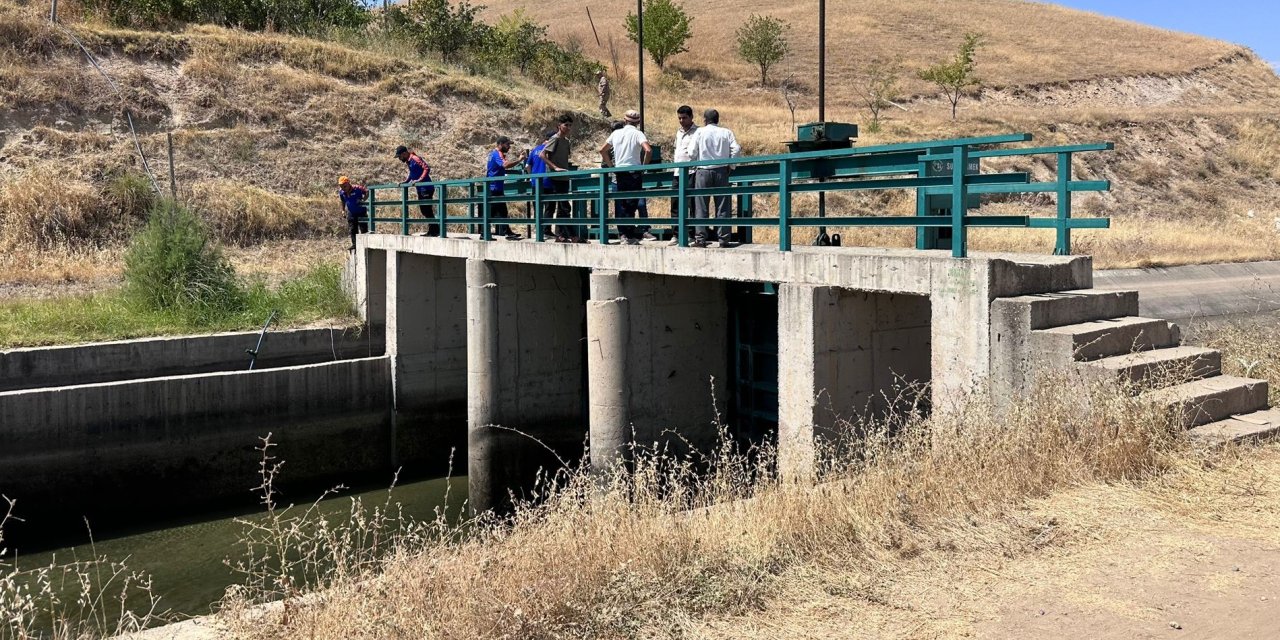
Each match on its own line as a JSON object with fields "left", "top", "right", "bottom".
{"left": 587, "top": 270, "right": 630, "bottom": 474}
{"left": 355, "top": 234, "right": 1095, "bottom": 510}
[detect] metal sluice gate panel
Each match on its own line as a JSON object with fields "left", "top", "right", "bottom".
{"left": 729, "top": 283, "right": 779, "bottom": 446}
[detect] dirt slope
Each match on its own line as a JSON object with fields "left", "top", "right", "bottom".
{"left": 2, "top": 0, "right": 1280, "bottom": 283}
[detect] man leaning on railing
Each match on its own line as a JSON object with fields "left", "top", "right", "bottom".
{"left": 685, "top": 108, "right": 741, "bottom": 248}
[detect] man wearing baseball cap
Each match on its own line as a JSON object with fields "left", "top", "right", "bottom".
{"left": 600, "top": 109, "right": 652, "bottom": 244}
{"left": 337, "top": 176, "right": 368, "bottom": 251}
{"left": 396, "top": 145, "right": 438, "bottom": 236}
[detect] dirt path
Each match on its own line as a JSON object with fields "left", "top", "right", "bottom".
{"left": 695, "top": 445, "right": 1280, "bottom": 639}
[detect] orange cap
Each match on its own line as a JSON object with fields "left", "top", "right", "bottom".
{"left": 338, "top": 175, "right": 351, "bottom": 186}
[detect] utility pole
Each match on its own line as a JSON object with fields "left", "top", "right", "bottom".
{"left": 166, "top": 132, "right": 177, "bottom": 199}
{"left": 49, "top": 0, "right": 58, "bottom": 22}
{"left": 636, "top": 0, "right": 645, "bottom": 130}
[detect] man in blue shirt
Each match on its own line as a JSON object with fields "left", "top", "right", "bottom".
{"left": 337, "top": 175, "right": 367, "bottom": 251}
{"left": 396, "top": 145, "right": 439, "bottom": 237}
{"left": 486, "top": 136, "right": 527, "bottom": 240}
{"left": 526, "top": 129, "right": 555, "bottom": 239}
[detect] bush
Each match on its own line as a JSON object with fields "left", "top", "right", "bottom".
{"left": 80, "top": 0, "right": 371, "bottom": 35}
{"left": 123, "top": 199, "right": 243, "bottom": 316}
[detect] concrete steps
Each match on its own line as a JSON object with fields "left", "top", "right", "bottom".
{"left": 1000, "top": 289, "right": 1140, "bottom": 330}
{"left": 1189, "top": 409, "right": 1280, "bottom": 444}
{"left": 1032, "top": 316, "right": 1180, "bottom": 362}
{"left": 998, "top": 286, "right": 1277, "bottom": 445}
{"left": 1142, "top": 375, "right": 1269, "bottom": 428}
{"left": 1086, "top": 346, "right": 1221, "bottom": 385}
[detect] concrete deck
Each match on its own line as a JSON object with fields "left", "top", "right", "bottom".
{"left": 361, "top": 234, "right": 1092, "bottom": 299}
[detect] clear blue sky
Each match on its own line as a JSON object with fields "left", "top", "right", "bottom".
{"left": 1047, "top": 1, "right": 1278, "bottom": 67}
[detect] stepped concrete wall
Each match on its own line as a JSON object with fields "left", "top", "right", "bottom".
{"left": 0, "top": 357, "right": 408, "bottom": 525}
{"left": 0, "top": 326, "right": 383, "bottom": 392}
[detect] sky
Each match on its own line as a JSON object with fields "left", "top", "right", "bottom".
{"left": 1047, "top": 1, "right": 1279, "bottom": 69}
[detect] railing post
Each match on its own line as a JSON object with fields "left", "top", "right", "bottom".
{"left": 778, "top": 159, "right": 791, "bottom": 251}
{"left": 1055, "top": 151, "right": 1073, "bottom": 255}
{"left": 481, "top": 181, "right": 492, "bottom": 241}
{"left": 950, "top": 145, "right": 968, "bottom": 259}
{"left": 400, "top": 185, "right": 409, "bottom": 236}
{"left": 400, "top": 186, "right": 410, "bottom": 235}
{"left": 437, "top": 185, "right": 448, "bottom": 238}
{"left": 914, "top": 159, "right": 929, "bottom": 250}
{"left": 597, "top": 172, "right": 609, "bottom": 245}
{"left": 368, "top": 186, "right": 377, "bottom": 233}
{"left": 533, "top": 178, "right": 544, "bottom": 242}
{"left": 677, "top": 166, "right": 689, "bottom": 247}
{"left": 738, "top": 182, "right": 753, "bottom": 245}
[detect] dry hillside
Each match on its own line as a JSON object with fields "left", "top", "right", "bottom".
{"left": 2, "top": 0, "right": 1280, "bottom": 288}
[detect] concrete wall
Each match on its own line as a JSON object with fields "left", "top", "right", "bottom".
{"left": 0, "top": 357, "right": 401, "bottom": 527}
{"left": 0, "top": 327, "right": 384, "bottom": 393}
{"left": 468, "top": 260, "right": 588, "bottom": 509}
{"left": 779, "top": 286, "right": 931, "bottom": 476}
{"left": 620, "top": 272, "right": 729, "bottom": 450}
{"left": 815, "top": 289, "right": 931, "bottom": 422}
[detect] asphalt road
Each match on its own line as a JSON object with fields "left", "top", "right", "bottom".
{"left": 1094, "top": 261, "right": 1280, "bottom": 324}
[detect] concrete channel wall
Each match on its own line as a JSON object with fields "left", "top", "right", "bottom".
{"left": 0, "top": 326, "right": 384, "bottom": 392}
{"left": 0, "top": 357, "right": 401, "bottom": 524}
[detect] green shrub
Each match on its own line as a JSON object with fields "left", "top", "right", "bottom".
{"left": 123, "top": 199, "right": 243, "bottom": 316}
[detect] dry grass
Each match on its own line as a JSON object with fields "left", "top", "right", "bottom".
{"left": 204, "top": 372, "right": 1192, "bottom": 639}
{"left": 492, "top": 0, "right": 1241, "bottom": 100}
{"left": 1, "top": 0, "right": 1280, "bottom": 288}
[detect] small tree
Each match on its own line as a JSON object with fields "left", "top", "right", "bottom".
{"left": 624, "top": 0, "right": 693, "bottom": 71}
{"left": 493, "top": 9, "right": 548, "bottom": 75}
{"left": 918, "top": 32, "right": 984, "bottom": 120}
{"left": 853, "top": 59, "right": 902, "bottom": 132}
{"left": 408, "top": 0, "right": 486, "bottom": 64}
{"left": 735, "top": 14, "right": 789, "bottom": 85}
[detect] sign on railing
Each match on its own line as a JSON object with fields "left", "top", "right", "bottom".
{"left": 362, "top": 133, "right": 1113, "bottom": 258}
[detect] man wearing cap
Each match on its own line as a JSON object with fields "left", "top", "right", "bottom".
{"left": 600, "top": 109, "right": 652, "bottom": 244}
{"left": 486, "top": 136, "right": 527, "bottom": 241}
{"left": 540, "top": 113, "right": 581, "bottom": 242}
{"left": 337, "top": 176, "right": 368, "bottom": 251}
{"left": 597, "top": 70, "right": 611, "bottom": 118}
{"left": 396, "top": 145, "right": 438, "bottom": 237}
{"left": 526, "top": 129, "right": 556, "bottom": 239}
{"left": 686, "top": 108, "right": 741, "bottom": 248}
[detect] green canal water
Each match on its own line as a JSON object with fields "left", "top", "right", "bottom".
{"left": 4, "top": 476, "right": 466, "bottom": 620}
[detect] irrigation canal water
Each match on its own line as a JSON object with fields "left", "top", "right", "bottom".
{"left": 4, "top": 475, "right": 465, "bottom": 620}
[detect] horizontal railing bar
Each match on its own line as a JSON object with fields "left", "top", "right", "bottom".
{"left": 365, "top": 133, "right": 1040, "bottom": 190}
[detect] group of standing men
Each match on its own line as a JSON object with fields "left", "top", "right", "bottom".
{"left": 338, "top": 101, "right": 742, "bottom": 250}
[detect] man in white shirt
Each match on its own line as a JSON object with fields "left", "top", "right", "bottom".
{"left": 668, "top": 105, "right": 698, "bottom": 245}
{"left": 686, "top": 108, "right": 741, "bottom": 248}
{"left": 600, "top": 109, "right": 652, "bottom": 244}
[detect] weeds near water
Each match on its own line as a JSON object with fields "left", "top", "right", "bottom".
{"left": 0, "top": 496, "right": 166, "bottom": 640}
{"left": 207, "top": 369, "right": 1198, "bottom": 640}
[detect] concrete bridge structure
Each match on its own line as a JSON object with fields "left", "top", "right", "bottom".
{"left": 352, "top": 235, "right": 1280, "bottom": 512}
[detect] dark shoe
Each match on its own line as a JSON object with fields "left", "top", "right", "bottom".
{"left": 642, "top": 232, "right": 658, "bottom": 241}
{"left": 623, "top": 237, "right": 640, "bottom": 245}
{"left": 668, "top": 237, "right": 681, "bottom": 246}
{"left": 717, "top": 240, "right": 731, "bottom": 249}
{"left": 504, "top": 233, "right": 523, "bottom": 241}
{"left": 691, "top": 239, "right": 708, "bottom": 248}
{"left": 554, "top": 235, "right": 571, "bottom": 243}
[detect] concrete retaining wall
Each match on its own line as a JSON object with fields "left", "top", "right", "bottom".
{"left": 0, "top": 357, "right": 410, "bottom": 528}
{"left": 0, "top": 326, "right": 383, "bottom": 392}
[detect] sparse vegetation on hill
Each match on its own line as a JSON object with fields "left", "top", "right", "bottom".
{"left": 1, "top": 0, "right": 1280, "bottom": 296}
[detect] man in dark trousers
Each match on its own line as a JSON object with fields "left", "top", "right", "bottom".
{"left": 337, "top": 175, "right": 367, "bottom": 251}
{"left": 539, "top": 114, "right": 582, "bottom": 243}
{"left": 486, "top": 136, "right": 527, "bottom": 240}
{"left": 396, "top": 145, "right": 438, "bottom": 236}
{"left": 526, "top": 129, "right": 556, "bottom": 239}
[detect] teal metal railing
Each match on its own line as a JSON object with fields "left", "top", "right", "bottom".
{"left": 362, "top": 133, "right": 1112, "bottom": 258}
